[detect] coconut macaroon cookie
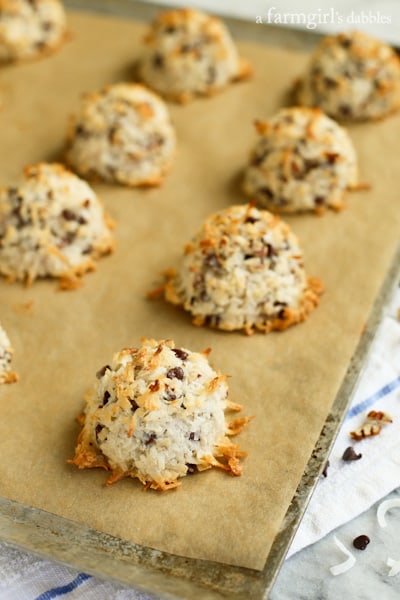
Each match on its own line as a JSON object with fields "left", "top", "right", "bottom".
{"left": 242, "top": 107, "right": 358, "bottom": 214}
{"left": 65, "top": 83, "right": 176, "bottom": 187}
{"left": 0, "top": 0, "right": 66, "bottom": 63}
{"left": 162, "top": 204, "right": 322, "bottom": 334}
{"left": 295, "top": 31, "right": 400, "bottom": 121}
{"left": 70, "top": 339, "right": 249, "bottom": 490}
{"left": 0, "top": 163, "right": 114, "bottom": 288}
{"left": 137, "top": 8, "right": 252, "bottom": 103}
{"left": 0, "top": 323, "right": 18, "bottom": 384}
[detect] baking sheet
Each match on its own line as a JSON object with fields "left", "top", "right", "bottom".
{"left": 0, "top": 2, "right": 400, "bottom": 597}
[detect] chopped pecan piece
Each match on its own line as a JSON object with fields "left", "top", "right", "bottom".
{"left": 350, "top": 410, "right": 392, "bottom": 441}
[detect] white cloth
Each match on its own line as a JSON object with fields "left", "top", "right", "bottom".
{"left": 0, "top": 546, "right": 146, "bottom": 599}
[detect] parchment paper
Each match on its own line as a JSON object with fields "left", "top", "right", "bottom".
{"left": 0, "top": 10, "right": 399, "bottom": 572}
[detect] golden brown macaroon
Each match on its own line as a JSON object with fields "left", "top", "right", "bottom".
{"left": 0, "top": 163, "right": 114, "bottom": 288}
{"left": 70, "top": 339, "right": 250, "bottom": 490}
{"left": 243, "top": 107, "right": 359, "bottom": 214}
{"left": 295, "top": 30, "right": 400, "bottom": 121}
{"left": 157, "top": 204, "right": 322, "bottom": 334}
{"left": 0, "top": 0, "right": 66, "bottom": 63}
{"left": 137, "top": 7, "right": 252, "bottom": 103}
{"left": 65, "top": 83, "right": 176, "bottom": 187}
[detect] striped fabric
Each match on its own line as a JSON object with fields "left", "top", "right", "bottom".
{"left": 34, "top": 574, "right": 91, "bottom": 600}
{"left": 345, "top": 376, "right": 400, "bottom": 420}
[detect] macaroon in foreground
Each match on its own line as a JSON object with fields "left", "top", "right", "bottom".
{"left": 159, "top": 204, "right": 322, "bottom": 334}
{"left": 137, "top": 7, "right": 252, "bottom": 103}
{"left": 243, "top": 107, "right": 359, "bottom": 214}
{"left": 295, "top": 30, "right": 400, "bottom": 121}
{"left": 0, "top": 163, "right": 114, "bottom": 288}
{"left": 70, "top": 339, "right": 250, "bottom": 490}
{"left": 65, "top": 83, "right": 176, "bottom": 187}
{"left": 0, "top": 0, "right": 66, "bottom": 63}
{"left": 0, "top": 323, "right": 18, "bottom": 384}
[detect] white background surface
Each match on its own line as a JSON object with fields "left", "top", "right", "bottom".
{"left": 145, "top": 0, "right": 400, "bottom": 45}
{"left": 1, "top": 1, "right": 400, "bottom": 599}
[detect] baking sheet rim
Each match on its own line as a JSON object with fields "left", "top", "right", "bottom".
{"left": 0, "top": 1, "right": 399, "bottom": 597}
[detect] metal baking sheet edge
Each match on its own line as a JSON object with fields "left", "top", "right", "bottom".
{"left": 0, "top": 1, "right": 399, "bottom": 597}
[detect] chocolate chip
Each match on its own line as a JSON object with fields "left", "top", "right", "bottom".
{"left": 11, "top": 204, "right": 31, "bottom": 229}
{"left": 82, "top": 245, "right": 92, "bottom": 255}
{"left": 259, "top": 186, "right": 273, "bottom": 199}
{"left": 164, "top": 390, "right": 177, "bottom": 401}
{"left": 265, "top": 243, "right": 277, "bottom": 258}
{"left": 166, "top": 367, "right": 184, "bottom": 380}
{"left": 274, "top": 301, "right": 287, "bottom": 308}
{"left": 340, "top": 37, "right": 352, "bottom": 49}
{"left": 339, "top": 104, "right": 352, "bottom": 118}
{"left": 189, "top": 432, "right": 200, "bottom": 441}
{"left": 324, "top": 77, "right": 338, "bottom": 89}
{"left": 172, "top": 348, "right": 188, "bottom": 361}
{"left": 61, "top": 209, "right": 87, "bottom": 225}
{"left": 108, "top": 126, "right": 117, "bottom": 142}
{"left": 185, "top": 463, "right": 198, "bottom": 474}
{"left": 153, "top": 53, "right": 164, "bottom": 69}
{"left": 303, "top": 158, "right": 320, "bottom": 173}
{"left": 342, "top": 446, "right": 362, "bottom": 461}
{"left": 102, "top": 391, "right": 110, "bottom": 405}
{"left": 244, "top": 216, "right": 259, "bottom": 224}
{"left": 61, "top": 209, "right": 75, "bottom": 221}
{"left": 252, "top": 152, "right": 267, "bottom": 166}
{"left": 326, "top": 152, "right": 339, "bottom": 165}
{"left": 314, "top": 196, "right": 325, "bottom": 205}
{"left": 193, "top": 273, "right": 205, "bottom": 291}
{"left": 205, "top": 314, "right": 221, "bottom": 328}
{"left": 322, "top": 460, "right": 330, "bottom": 477}
{"left": 75, "top": 124, "right": 90, "bottom": 138}
{"left": 353, "top": 535, "right": 370, "bottom": 550}
{"left": 164, "top": 25, "right": 176, "bottom": 34}
{"left": 144, "top": 432, "right": 157, "bottom": 445}
{"left": 199, "top": 289, "right": 211, "bottom": 302}
{"left": 277, "top": 308, "right": 286, "bottom": 320}
{"left": 204, "top": 252, "right": 221, "bottom": 271}
{"left": 59, "top": 232, "right": 76, "bottom": 247}
{"left": 96, "top": 365, "right": 111, "bottom": 379}
{"left": 129, "top": 398, "right": 139, "bottom": 411}
{"left": 95, "top": 424, "right": 104, "bottom": 438}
